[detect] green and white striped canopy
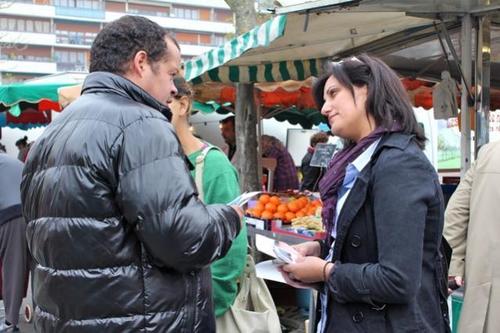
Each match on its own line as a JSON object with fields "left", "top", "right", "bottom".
{"left": 189, "top": 58, "right": 321, "bottom": 84}
{"left": 184, "top": 11, "right": 435, "bottom": 84}
{"left": 184, "top": 15, "right": 303, "bottom": 84}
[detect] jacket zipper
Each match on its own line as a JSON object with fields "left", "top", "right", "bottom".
{"left": 185, "top": 271, "right": 197, "bottom": 333}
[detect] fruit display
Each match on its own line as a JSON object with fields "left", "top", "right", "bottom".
{"left": 246, "top": 193, "right": 322, "bottom": 224}
{"left": 291, "top": 215, "right": 323, "bottom": 231}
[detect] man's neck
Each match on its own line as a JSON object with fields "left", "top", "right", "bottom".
{"left": 176, "top": 125, "right": 204, "bottom": 156}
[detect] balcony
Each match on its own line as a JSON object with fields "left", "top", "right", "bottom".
{"left": 55, "top": 6, "right": 105, "bottom": 19}
{"left": 0, "top": 56, "right": 57, "bottom": 74}
{"left": 179, "top": 44, "right": 215, "bottom": 57}
{"left": 56, "top": 62, "right": 87, "bottom": 72}
{"left": 0, "top": 31, "right": 56, "bottom": 47}
{"left": 0, "top": 3, "right": 54, "bottom": 19}
{"left": 105, "top": 12, "right": 234, "bottom": 35}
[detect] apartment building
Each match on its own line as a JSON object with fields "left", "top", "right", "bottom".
{"left": 0, "top": 0, "right": 234, "bottom": 83}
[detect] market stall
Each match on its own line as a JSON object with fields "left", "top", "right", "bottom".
{"left": 0, "top": 80, "right": 80, "bottom": 134}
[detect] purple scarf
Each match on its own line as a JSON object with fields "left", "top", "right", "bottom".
{"left": 319, "top": 124, "right": 401, "bottom": 246}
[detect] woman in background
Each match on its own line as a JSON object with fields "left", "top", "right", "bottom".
{"left": 15, "top": 136, "right": 31, "bottom": 162}
{"left": 169, "top": 77, "right": 248, "bottom": 329}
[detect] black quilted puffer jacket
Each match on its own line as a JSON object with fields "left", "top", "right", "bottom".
{"left": 21, "top": 72, "right": 241, "bottom": 333}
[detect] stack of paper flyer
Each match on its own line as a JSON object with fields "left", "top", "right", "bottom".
{"left": 254, "top": 234, "right": 317, "bottom": 289}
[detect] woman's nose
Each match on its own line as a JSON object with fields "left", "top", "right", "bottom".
{"left": 321, "top": 103, "right": 330, "bottom": 116}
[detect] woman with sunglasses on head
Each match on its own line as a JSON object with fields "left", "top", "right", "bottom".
{"left": 281, "top": 54, "right": 450, "bottom": 332}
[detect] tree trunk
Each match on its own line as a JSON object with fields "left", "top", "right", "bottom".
{"left": 224, "top": 0, "right": 260, "bottom": 192}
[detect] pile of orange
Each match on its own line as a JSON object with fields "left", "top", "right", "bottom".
{"left": 246, "top": 194, "right": 322, "bottom": 223}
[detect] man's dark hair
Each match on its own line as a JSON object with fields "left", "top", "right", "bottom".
{"left": 310, "top": 132, "right": 329, "bottom": 147}
{"left": 219, "top": 115, "right": 235, "bottom": 126}
{"left": 313, "top": 54, "right": 426, "bottom": 149}
{"left": 89, "top": 15, "right": 179, "bottom": 74}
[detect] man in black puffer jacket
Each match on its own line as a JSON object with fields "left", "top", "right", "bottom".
{"left": 21, "top": 16, "right": 242, "bottom": 333}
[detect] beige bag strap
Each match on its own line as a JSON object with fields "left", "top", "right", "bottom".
{"left": 195, "top": 145, "right": 219, "bottom": 202}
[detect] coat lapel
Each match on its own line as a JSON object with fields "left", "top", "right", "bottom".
{"left": 332, "top": 166, "right": 371, "bottom": 261}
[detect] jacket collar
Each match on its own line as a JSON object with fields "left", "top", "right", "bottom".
{"left": 81, "top": 71, "right": 172, "bottom": 120}
{"left": 372, "top": 132, "right": 413, "bottom": 160}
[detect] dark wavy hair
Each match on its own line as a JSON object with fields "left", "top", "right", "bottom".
{"left": 89, "top": 15, "right": 179, "bottom": 74}
{"left": 313, "top": 54, "right": 426, "bottom": 149}
{"left": 15, "top": 135, "right": 28, "bottom": 147}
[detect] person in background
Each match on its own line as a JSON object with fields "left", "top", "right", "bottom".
{"left": 281, "top": 54, "right": 449, "bottom": 332}
{"left": 300, "top": 132, "right": 330, "bottom": 192}
{"left": 169, "top": 76, "right": 248, "bottom": 328}
{"left": 261, "top": 134, "right": 299, "bottom": 192}
{"left": 444, "top": 141, "right": 500, "bottom": 333}
{"left": 21, "top": 16, "right": 243, "bottom": 333}
{"left": 0, "top": 153, "right": 29, "bottom": 332}
{"left": 219, "top": 115, "right": 237, "bottom": 163}
{"left": 15, "top": 136, "right": 30, "bottom": 162}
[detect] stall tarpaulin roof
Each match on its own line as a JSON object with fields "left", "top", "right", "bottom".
{"left": 0, "top": 82, "right": 79, "bottom": 116}
{"left": 0, "top": 80, "right": 80, "bottom": 129}
{"left": 56, "top": 80, "right": 327, "bottom": 128}
{"left": 184, "top": 11, "right": 434, "bottom": 83}
{"left": 184, "top": 0, "right": 500, "bottom": 90}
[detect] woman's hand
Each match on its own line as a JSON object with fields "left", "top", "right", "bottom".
{"left": 292, "top": 241, "right": 321, "bottom": 257}
{"left": 281, "top": 256, "right": 334, "bottom": 283}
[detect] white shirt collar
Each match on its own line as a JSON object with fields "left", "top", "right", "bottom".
{"left": 350, "top": 138, "right": 381, "bottom": 173}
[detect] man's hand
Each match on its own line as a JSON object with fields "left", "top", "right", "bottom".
{"left": 231, "top": 205, "right": 244, "bottom": 219}
{"left": 448, "top": 276, "right": 464, "bottom": 295}
{"left": 292, "top": 241, "right": 321, "bottom": 257}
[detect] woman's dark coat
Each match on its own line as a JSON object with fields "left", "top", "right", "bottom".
{"left": 320, "top": 133, "right": 450, "bottom": 332}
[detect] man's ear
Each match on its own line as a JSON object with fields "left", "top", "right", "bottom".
{"left": 131, "top": 50, "right": 148, "bottom": 77}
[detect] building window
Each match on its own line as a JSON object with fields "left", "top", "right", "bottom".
{"left": 0, "top": 17, "right": 51, "bottom": 33}
{"left": 172, "top": 7, "right": 200, "bottom": 20}
{"left": 42, "top": 21, "right": 50, "bottom": 33}
{"left": 26, "top": 20, "right": 33, "bottom": 32}
{"left": 56, "top": 29, "right": 96, "bottom": 45}
{"left": 212, "top": 35, "right": 225, "bottom": 46}
{"left": 17, "top": 19, "right": 25, "bottom": 31}
{"left": 55, "top": 50, "right": 87, "bottom": 71}
{"left": 8, "top": 18, "right": 16, "bottom": 30}
{"left": 0, "top": 18, "right": 7, "bottom": 30}
{"left": 34, "top": 20, "right": 42, "bottom": 32}
{"left": 55, "top": 0, "right": 101, "bottom": 9}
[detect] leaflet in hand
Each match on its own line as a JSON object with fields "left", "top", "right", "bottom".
{"left": 227, "top": 191, "right": 262, "bottom": 207}
{"left": 273, "top": 244, "right": 297, "bottom": 264}
{"left": 254, "top": 235, "right": 317, "bottom": 289}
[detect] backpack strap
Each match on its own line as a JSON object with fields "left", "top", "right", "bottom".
{"left": 194, "top": 144, "right": 221, "bottom": 202}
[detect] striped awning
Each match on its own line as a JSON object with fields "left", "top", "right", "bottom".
{"left": 185, "top": 14, "right": 323, "bottom": 84}
{"left": 190, "top": 58, "right": 321, "bottom": 84}
{"left": 184, "top": 10, "right": 436, "bottom": 84}
{"left": 184, "top": 15, "right": 294, "bottom": 83}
